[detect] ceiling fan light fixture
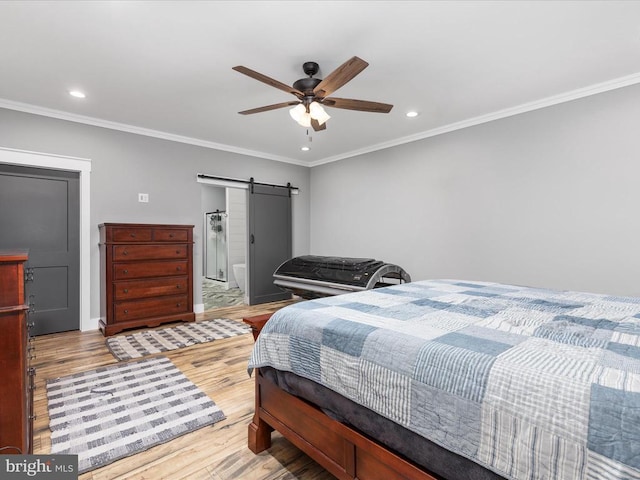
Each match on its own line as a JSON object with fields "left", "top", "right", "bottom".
{"left": 289, "top": 104, "right": 311, "bottom": 127}
{"left": 298, "top": 112, "right": 312, "bottom": 127}
{"left": 308, "top": 101, "right": 331, "bottom": 125}
{"left": 289, "top": 104, "right": 305, "bottom": 122}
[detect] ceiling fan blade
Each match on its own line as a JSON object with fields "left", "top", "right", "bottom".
{"left": 233, "top": 66, "right": 304, "bottom": 98}
{"left": 311, "top": 118, "right": 327, "bottom": 132}
{"left": 238, "top": 101, "right": 300, "bottom": 115}
{"left": 322, "top": 97, "right": 393, "bottom": 113}
{"left": 313, "top": 56, "right": 369, "bottom": 98}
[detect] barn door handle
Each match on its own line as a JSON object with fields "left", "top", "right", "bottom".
{"left": 250, "top": 234, "right": 255, "bottom": 244}
{"left": 28, "top": 294, "right": 36, "bottom": 314}
{"left": 25, "top": 267, "right": 35, "bottom": 283}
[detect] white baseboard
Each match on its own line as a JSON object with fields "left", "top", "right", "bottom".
{"left": 82, "top": 317, "right": 101, "bottom": 332}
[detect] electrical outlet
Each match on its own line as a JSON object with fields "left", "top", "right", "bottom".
{"left": 138, "top": 193, "right": 149, "bottom": 203}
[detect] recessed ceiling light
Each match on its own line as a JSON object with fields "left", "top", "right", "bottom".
{"left": 406, "top": 111, "right": 419, "bottom": 118}
{"left": 301, "top": 146, "right": 310, "bottom": 151}
{"left": 69, "top": 90, "right": 86, "bottom": 99}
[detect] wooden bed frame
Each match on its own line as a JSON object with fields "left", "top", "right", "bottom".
{"left": 248, "top": 368, "right": 438, "bottom": 480}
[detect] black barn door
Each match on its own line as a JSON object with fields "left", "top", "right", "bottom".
{"left": 0, "top": 164, "right": 80, "bottom": 335}
{"left": 248, "top": 184, "right": 292, "bottom": 304}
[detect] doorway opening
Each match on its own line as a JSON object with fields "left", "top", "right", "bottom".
{"left": 200, "top": 184, "right": 247, "bottom": 311}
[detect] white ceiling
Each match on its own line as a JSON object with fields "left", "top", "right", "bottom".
{"left": 1, "top": 1, "right": 640, "bottom": 167}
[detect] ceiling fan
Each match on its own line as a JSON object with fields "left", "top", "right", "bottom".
{"left": 232, "top": 56, "right": 393, "bottom": 132}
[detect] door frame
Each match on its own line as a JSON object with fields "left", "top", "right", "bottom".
{"left": 0, "top": 147, "right": 92, "bottom": 331}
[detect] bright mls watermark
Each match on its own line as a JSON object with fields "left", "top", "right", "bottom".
{"left": 0, "top": 455, "right": 77, "bottom": 479}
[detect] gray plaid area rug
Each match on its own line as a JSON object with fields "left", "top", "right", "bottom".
{"left": 46, "top": 356, "right": 225, "bottom": 474}
{"left": 106, "top": 318, "right": 250, "bottom": 361}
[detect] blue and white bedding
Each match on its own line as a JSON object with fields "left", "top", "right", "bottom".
{"left": 248, "top": 279, "right": 640, "bottom": 480}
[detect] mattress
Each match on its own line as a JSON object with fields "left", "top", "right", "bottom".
{"left": 261, "top": 366, "right": 504, "bottom": 480}
{"left": 249, "top": 279, "right": 640, "bottom": 480}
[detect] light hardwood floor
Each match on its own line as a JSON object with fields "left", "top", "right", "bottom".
{"left": 32, "top": 301, "right": 335, "bottom": 480}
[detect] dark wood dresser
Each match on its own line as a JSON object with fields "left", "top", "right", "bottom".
{"left": 0, "top": 250, "right": 35, "bottom": 454}
{"left": 99, "top": 223, "right": 195, "bottom": 336}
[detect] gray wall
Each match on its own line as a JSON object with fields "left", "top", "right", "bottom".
{"left": 0, "top": 108, "right": 311, "bottom": 323}
{"left": 310, "top": 83, "right": 640, "bottom": 296}
{"left": 3, "top": 79, "right": 639, "bottom": 329}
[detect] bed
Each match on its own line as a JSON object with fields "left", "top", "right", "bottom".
{"left": 247, "top": 279, "right": 640, "bottom": 480}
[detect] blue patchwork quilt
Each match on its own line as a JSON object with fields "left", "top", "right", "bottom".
{"left": 248, "top": 279, "right": 640, "bottom": 480}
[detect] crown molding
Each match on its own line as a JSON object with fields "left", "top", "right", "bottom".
{"left": 308, "top": 71, "right": 640, "bottom": 167}
{"left": 0, "top": 99, "right": 308, "bottom": 167}
{"left": 2, "top": 70, "right": 640, "bottom": 169}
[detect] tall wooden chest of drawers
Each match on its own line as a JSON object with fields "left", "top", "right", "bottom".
{"left": 99, "top": 223, "right": 195, "bottom": 336}
{"left": 0, "top": 250, "right": 35, "bottom": 454}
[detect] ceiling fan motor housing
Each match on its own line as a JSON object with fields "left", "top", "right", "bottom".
{"left": 293, "top": 61, "right": 322, "bottom": 94}
{"left": 293, "top": 77, "right": 321, "bottom": 94}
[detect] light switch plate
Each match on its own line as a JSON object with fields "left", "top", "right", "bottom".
{"left": 138, "top": 193, "right": 149, "bottom": 203}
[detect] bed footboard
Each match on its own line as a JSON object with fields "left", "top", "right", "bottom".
{"left": 248, "top": 368, "right": 438, "bottom": 480}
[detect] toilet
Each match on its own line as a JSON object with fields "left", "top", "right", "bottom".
{"left": 232, "top": 263, "right": 246, "bottom": 292}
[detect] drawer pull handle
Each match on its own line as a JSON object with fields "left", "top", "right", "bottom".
{"left": 176, "top": 303, "right": 181, "bottom": 307}
{"left": 130, "top": 233, "right": 136, "bottom": 237}
{"left": 176, "top": 250, "right": 181, "bottom": 254}
{"left": 124, "top": 309, "right": 129, "bottom": 314}
{"left": 176, "top": 285, "right": 181, "bottom": 289}
{"left": 176, "top": 267, "right": 181, "bottom": 271}
{"left": 123, "top": 269, "right": 128, "bottom": 274}
{"left": 169, "top": 233, "right": 175, "bottom": 238}
{"left": 123, "top": 289, "right": 129, "bottom": 293}
{"left": 123, "top": 250, "right": 128, "bottom": 255}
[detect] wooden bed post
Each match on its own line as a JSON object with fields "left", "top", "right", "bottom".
{"left": 244, "top": 315, "right": 275, "bottom": 453}
{"left": 248, "top": 369, "right": 273, "bottom": 453}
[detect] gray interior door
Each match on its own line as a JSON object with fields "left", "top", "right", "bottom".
{"left": 248, "top": 184, "right": 292, "bottom": 304}
{"left": 0, "top": 164, "right": 80, "bottom": 335}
